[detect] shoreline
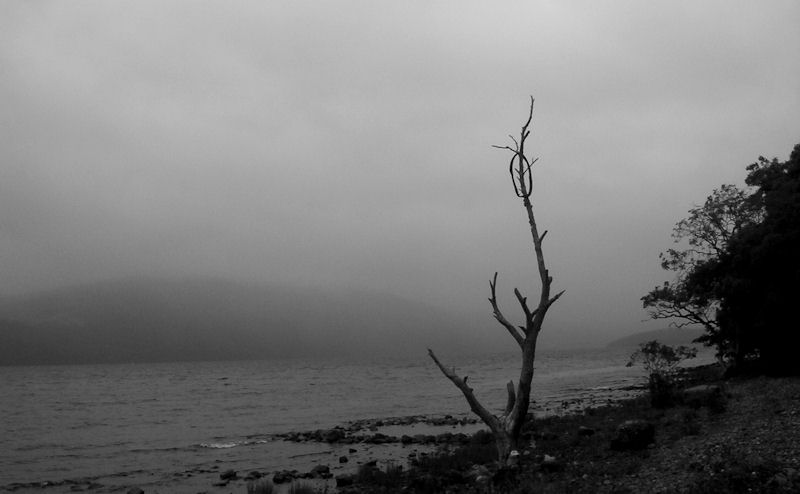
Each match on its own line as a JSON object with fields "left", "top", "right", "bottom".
{"left": 1, "top": 400, "right": 645, "bottom": 493}
{"left": 328, "top": 363, "right": 800, "bottom": 493}
{"left": 262, "top": 363, "right": 800, "bottom": 493}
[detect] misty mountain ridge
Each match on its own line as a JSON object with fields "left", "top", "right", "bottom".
{"left": 0, "top": 277, "right": 511, "bottom": 366}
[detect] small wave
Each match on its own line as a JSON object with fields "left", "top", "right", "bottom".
{"left": 198, "top": 438, "right": 271, "bottom": 449}
{"left": 199, "top": 442, "right": 238, "bottom": 449}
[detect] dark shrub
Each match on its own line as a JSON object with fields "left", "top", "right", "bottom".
{"left": 628, "top": 341, "right": 697, "bottom": 408}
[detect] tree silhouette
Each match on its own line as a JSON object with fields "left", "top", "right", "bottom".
{"left": 715, "top": 145, "right": 800, "bottom": 374}
{"left": 428, "top": 97, "right": 564, "bottom": 464}
{"left": 644, "top": 143, "right": 800, "bottom": 374}
{"left": 642, "top": 184, "right": 761, "bottom": 360}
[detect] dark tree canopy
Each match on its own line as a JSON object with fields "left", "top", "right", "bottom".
{"left": 644, "top": 143, "right": 800, "bottom": 375}
{"left": 715, "top": 144, "right": 800, "bottom": 374}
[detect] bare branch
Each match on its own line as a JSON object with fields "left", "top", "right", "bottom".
{"left": 428, "top": 349, "right": 500, "bottom": 429}
{"left": 494, "top": 99, "right": 539, "bottom": 201}
{"left": 508, "top": 156, "right": 522, "bottom": 197}
{"left": 489, "top": 273, "right": 525, "bottom": 348}
{"left": 539, "top": 230, "right": 548, "bottom": 243}
{"left": 519, "top": 155, "right": 533, "bottom": 198}
{"left": 505, "top": 381, "right": 516, "bottom": 415}
{"left": 513, "top": 287, "right": 533, "bottom": 329}
{"left": 547, "top": 289, "right": 566, "bottom": 309}
{"left": 523, "top": 96, "right": 534, "bottom": 131}
{"left": 522, "top": 157, "right": 539, "bottom": 178}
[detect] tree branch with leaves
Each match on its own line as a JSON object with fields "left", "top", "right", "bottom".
{"left": 642, "top": 185, "right": 760, "bottom": 341}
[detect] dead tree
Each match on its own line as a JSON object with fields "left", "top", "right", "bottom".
{"left": 428, "top": 97, "right": 564, "bottom": 465}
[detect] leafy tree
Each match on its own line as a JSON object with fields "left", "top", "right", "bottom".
{"left": 641, "top": 184, "right": 761, "bottom": 359}
{"left": 428, "top": 97, "right": 564, "bottom": 465}
{"left": 644, "top": 143, "right": 800, "bottom": 374}
{"left": 714, "top": 144, "right": 800, "bottom": 374}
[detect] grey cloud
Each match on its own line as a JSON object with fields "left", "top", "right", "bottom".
{"left": 1, "top": 0, "right": 798, "bottom": 346}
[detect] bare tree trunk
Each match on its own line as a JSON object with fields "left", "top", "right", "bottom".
{"left": 429, "top": 97, "right": 564, "bottom": 465}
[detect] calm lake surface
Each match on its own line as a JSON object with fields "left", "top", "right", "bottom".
{"left": 0, "top": 347, "right": 712, "bottom": 493}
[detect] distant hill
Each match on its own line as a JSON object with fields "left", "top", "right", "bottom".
{"left": 0, "top": 278, "right": 499, "bottom": 366}
{"left": 605, "top": 327, "right": 705, "bottom": 349}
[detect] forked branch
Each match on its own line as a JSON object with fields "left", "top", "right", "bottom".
{"left": 514, "top": 287, "right": 534, "bottom": 329}
{"left": 489, "top": 272, "right": 525, "bottom": 348}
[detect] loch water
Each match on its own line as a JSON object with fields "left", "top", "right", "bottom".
{"left": 0, "top": 347, "right": 709, "bottom": 493}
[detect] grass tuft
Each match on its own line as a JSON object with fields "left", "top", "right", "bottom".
{"left": 246, "top": 479, "right": 275, "bottom": 494}
{"left": 288, "top": 481, "right": 320, "bottom": 494}
{"left": 353, "top": 461, "right": 404, "bottom": 488}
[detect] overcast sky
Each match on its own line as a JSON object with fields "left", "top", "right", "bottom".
{"left": 1, "top": 1, "right": 798, "bottom": 346}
